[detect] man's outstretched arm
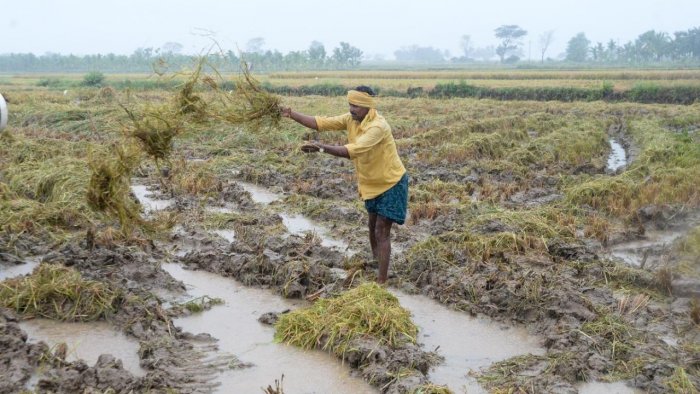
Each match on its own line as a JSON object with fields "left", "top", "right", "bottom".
{"left": 301, "top": 142, "right": 349, "bottom": 159}
{"left": 281, "top": 107, "right": 318, "bottom": 130}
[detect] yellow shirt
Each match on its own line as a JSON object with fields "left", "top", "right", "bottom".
{"left": 315, "top": 109, "right": 406, "bottom": 200}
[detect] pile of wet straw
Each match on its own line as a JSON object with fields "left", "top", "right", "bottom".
{"left": 0, "top": 263, "right": 121, "bottom": 321}
{"left": 274, "top": 282, "right": 418, "bottom": 357}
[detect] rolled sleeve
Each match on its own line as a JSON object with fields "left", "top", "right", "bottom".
{"left": 315, "top": 114, "right": 351, "bottom": 131}
{"left": 345, "top": 126, "right": 385, "bottom": 158}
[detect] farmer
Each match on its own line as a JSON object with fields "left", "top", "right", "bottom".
{"left": 281, "top": 86, "right": 408, "bottom": 284}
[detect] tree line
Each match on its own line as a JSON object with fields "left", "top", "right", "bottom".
{"left": 0, "top": 40, "right": 363, "bottom": 73}
{"left": 0, "top": 26, "right": 698, "bottom": 72}
{"left": 458, "top": 25, "right": 700, "bottom": 64}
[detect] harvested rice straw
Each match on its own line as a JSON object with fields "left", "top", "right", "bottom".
{"left": 274, "top": 282, "right": 418, "bottom": 357}
{"left": 86, "top": 144, "right": 143, "bottom": 232}
{"left": 175, "top": 58, "right": 208, "bottom": 120}
{"left": 120, "top": 103, "right": 182, "bottom": 162}
{"left": 213, "top": 61, "right": 283, "bottom": 131}
{"left": 0, "top": 263, "right": 121, "bottom": 321}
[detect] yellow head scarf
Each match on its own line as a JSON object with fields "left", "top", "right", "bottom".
{"left": 347, "top": 90, "right": 376, "bottom": 108}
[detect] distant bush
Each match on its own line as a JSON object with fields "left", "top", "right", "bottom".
{"left": 36, "top": 78, "right": 63, "bottom": 88}
{"left": 111, "top": 79, "right": 180, "bottom": 90}
{"left": 81, "top": 71, "right": 105, "bottom": 87}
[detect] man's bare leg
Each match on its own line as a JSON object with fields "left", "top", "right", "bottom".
{"left": 368, "top": 213, "right": 378, "bottom": 260}
{"left": 374, "top": 215, "right": 394, "bottom": 284}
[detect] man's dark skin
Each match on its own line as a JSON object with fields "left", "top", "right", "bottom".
{"left": 281, "top": 104, "right": 394, "bottom": 283}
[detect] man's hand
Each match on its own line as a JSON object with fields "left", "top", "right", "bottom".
{"left": 280, "top": 107, "right": 292, "bottom": 118}
{"left": 300, "top": 143, "right": 322, "bottom": 153}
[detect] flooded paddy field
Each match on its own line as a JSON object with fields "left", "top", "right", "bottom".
{"left": 1, "top": 70, "right": 699, "bottom": 393}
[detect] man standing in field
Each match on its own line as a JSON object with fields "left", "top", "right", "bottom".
{"left": 281, "top": 86, "right": 408, "bottom": 284}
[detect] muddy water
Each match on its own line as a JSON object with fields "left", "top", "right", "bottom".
{"left": 607, "top": 138, "right": 627, "bottom": 172}
{"left": 20, "top": 319, "right": 145, "bottom": 376}
{"left": 238, "top": 181, "right": 283, "bottom": 205}
{"left": 163, "top": 263, "right": 376, "bottom": 394}
{"left": 131, "top": 184, "right": 173, "bottom": 212}
{"left": 609, "top": 228, "right": 685, "bottom": 267}
{"left": 237, "top": 181, "right": 352, "bottom": 253}
{"left": 578, "top": 381, "right": 642, "bottom": 394}
{"left": 206, "top": 205, "right": 237, "bottom": 214}
{"left": 0, "top": 257, "right": 40, "bottom": 280}
{"left": 210, "top": 229, "right": 236, "bottom": 243}
{"left": 280, "top": 213, "right": 350, "bottom": 251}
{"left": 392, "top": 291, "right": 544, "bottom": 393}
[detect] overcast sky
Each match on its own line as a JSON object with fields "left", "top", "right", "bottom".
{"left": 3, "top": 0, "right": 698, "bottom": 59}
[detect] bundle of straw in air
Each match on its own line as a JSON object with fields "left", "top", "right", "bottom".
{"left": 216, "top": 61, "right": 282, "bottom": 131}
{"left": 175, "top": 58, "right": 208, "bottom": 120}
{"left": 274, "top": 282, "right": 418, "bottom": 357}
{"left": 0, "top": 263, "right": 121, "bottom": 321}
{"left": 86, "top": 144, "right": 143, "bottom": 231}
{"left": 121, "top": 104, "right": 182, "bottom": 162}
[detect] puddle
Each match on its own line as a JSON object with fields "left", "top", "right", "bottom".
{"left": 210, "top": 229, "right": 235, "bottom": 243}
{"left": 661, "top": 335, "right": 678, "bottom": 347}
{"left": 163, "top": 263, "right": 376, "bottom": 394}
{"left": 609, "top": 229, "right": 685, "bottom": 267}
{"left": 607, "top": 139, "right": 627, "bottom": 172}
{"left": 578, "top": 381, "right": 641, "bottom": 394}
{"left": 237, "top": 181, "right": 353, "bottom": 254}
{"left": 238, "top": 181, "right": 283, "bottom": 205}
{"left": 131, "top": 184, "right": 173, "bottom": 212}
{"left": 280, "top": 213, "right": 350, "bottom": 252}
{"left": 392, "top": 291, "right": 545, "bottom": 394}
{"left": 205, "top": 205, "right": 237, "bottom": 214}
{"left": 0, "top": 257, "right": 40, "bottom": 281}
{"left": 20, "top": 319, "right": 145, "bottom": 376}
